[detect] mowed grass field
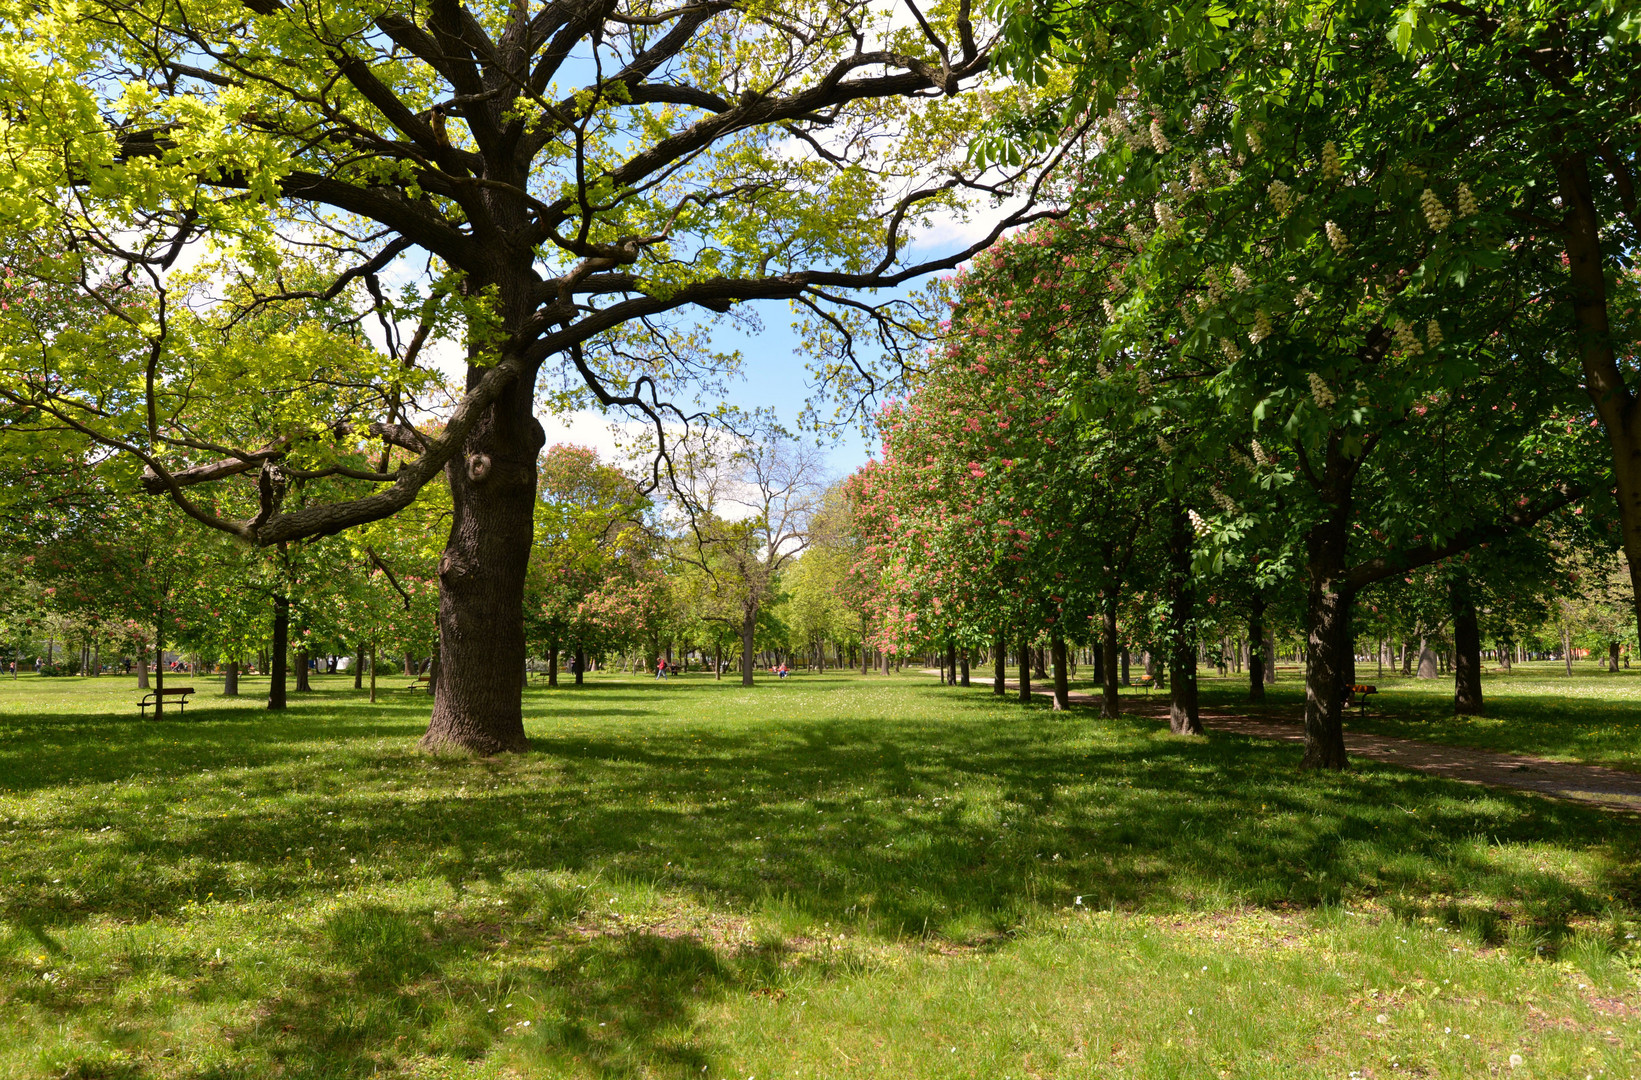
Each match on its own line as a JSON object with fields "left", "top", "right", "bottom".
{"left": 0, "top": 669, "right": 1637, "bottom": 1079}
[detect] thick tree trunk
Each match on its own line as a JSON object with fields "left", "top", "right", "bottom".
{"left": 1496, "top": 640, "right": 1512, "bottom": 673}
{"left": 269, "top": 595, "right": 289, "bottom": 711}
{"left": 1032, "top": 645, "right": 1047, "bottom": 680}
{"left": 1017, "top": 634, "right": 1031, "bottom": 704}
{"left": 1301, "top": 508, "right": 1351, "bottom": 770}
{"left": 419, "top": 367, "right": 541, "bottom": 755}
{"left": 741, "top": 607, "right": 757, "bottom": 687}
{"left": 1609, "top": 641, "right": 1622, "bottom": 672}
{"left": 1451, "top": 573, "right": 1484, "bottom": 715}
{"left": 1248, "top": 598, "right": 1266, "bottom": 703}
{"left": 993, "top": 630, "right": 1006, "bottom": 695}
{"left": 1167, "top": 505, "right": 1203, "bottom": 735}
{"left": 224, "top": 659, "right": 239, "bottom": 697}
{"left": 574, "top": 646, "right": 585, "bottom": 686}
{"left": 1050, "top": 633, "right": 1070, "bottom": 711}
{"left": 137, "top": 652, "right": 150, "bottom": 690}
{"left": 945, "top": 638, "right": 957, "bottom": 687}
{"left": 959, "top": 649, "right": 970, "bottom": 686}
{"left": 295, "top": 650, "right": 311, "bottom": 692}
{"left": 1417, "top": 637, "right": 1438, "bottom": 678}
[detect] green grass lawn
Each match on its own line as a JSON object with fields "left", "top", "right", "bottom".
{"left": 0, "top": 671, "right": 1637, "bottom": 1078}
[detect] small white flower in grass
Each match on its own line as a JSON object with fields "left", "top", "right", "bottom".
{"left": 1074, "top": 895, "right": 1084, "bottom": 906}
{"left": 1326, "top": 220, "right": 1350, "bottom": 254}
{"left": 1375, "top": 1014, "right": 1388, "bottom": 1024}
{"left": 1509, "top": 1053, "right": 1524, "bottom": 1068}
{"left": 1457, "top": 183, "right": 1478, "bottom": 217}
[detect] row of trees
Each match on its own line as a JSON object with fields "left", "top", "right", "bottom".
{"left": 835, "top": 0, "right": 1641, "bottom": 767}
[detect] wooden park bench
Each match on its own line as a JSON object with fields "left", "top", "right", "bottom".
{"left": 1346, "top": 684, "right": 1378, "bottom": 712}
{"left": 138, "top": 687, "right": 194, "bottom": 718}
{"left": 406, "top": 673, "right": 431, "bottom": 693}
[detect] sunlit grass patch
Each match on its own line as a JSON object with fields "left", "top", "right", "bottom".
{"left": 0, "top": 671, "right": 1635, "bottom": 1077}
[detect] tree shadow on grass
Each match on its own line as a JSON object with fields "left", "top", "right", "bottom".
{"left": 8, "top": 679, "right": 1641, "bottom": 1075}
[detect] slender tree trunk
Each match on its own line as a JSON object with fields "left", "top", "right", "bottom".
{"left": 224, "top": 659, "right": 240, "bottom": 697}
{"left": 1050, "top": 633, "right": 1070, "bottom": 711}
{"left": 269, "top": 595, "right": 289, "bottom": 711}
{"left": 1451, "top": 572, "right": 1484, "bottom": 715}
{"left": 1248, "top": 597, "right": 1266, "bottom": 703}
{"left": 137, "top": 651, "right": 150, "bottom": 690}
{"left": 715, "top": 639, "right": 723, "bottom": 680}
{"left": 1300, "top": 505, "right": 1351, "bottom": 770}
{"left": 353, "top": 646, "right": 365, "bottom": 689}
{"left": 944, "top": 637, "right": 957, "bottom": 687}
{"left": 369, "top": 644, "right": 377, "bottom": 704}
{"left": 993, "top": 630, "right": 1006, "bottom": 695}
{"left": 1562, "top": 625, "right": 1574, "bottom": 675}
{"left": 1167, "top": 505, "right": 1203, "bottom": 735}
{"left": 1099, "top": 595, "right": 1120, "bottom": 719}
{"left": 574, "top": 645, "right": 585, "bottom": 686}
{"left": 741, "top": 607, "right": 757, "bottom": 687}
{"left": 1017, "top": 634, "right": 1032, "bottom": 704}
{"left": 419, "top": 367, "right": 542, "bottom": 754}
{"left": 154, "top": 633, "right": 165, "bottom": 720}
{"left": 548, "top": 635, "right": 559, "bottom": 687}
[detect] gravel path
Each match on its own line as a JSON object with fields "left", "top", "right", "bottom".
{"left": 971, "top": 675, "right": 1641, "bottom": 812}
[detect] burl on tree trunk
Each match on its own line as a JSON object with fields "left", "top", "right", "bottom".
{"left": 419, "top": 370, "right": 541, "bottom": 755}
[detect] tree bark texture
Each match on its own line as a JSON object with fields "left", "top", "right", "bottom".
{"left": 1050, "top": 633, "right": 1070, "bottom": 712}
{"left": 137, "top": 652, "right": 150, "bottom": 690}
{"left": 1451, "top": 572, "right": 1484, "bottom": 716}
{"left": 993, "top": 631, "right": 1006, "bottom": 696}
{"left": 1100, "top": 596, "right": 1120, "bottom": 719}
{"left": 1017, "top": 634, "right": 1031, "bottom": 704}
{"left": 945, "top": 638, "right": 957, "bottom": 687}
{"left": 1248, "top": 598, "right": 1266, "bottom": 703}
{"left": 740, "top": 608, "right": 757, "bottom": 687}
{"left": 268, "top": 595, "right": 289, "bottom": 711}
{"left": 959, "top": 649, "right": 970, "bottom": 686}
{"left": 295, "top": 650, "right": 311, "bottom": 692}
{"left": 1301, "top": 507, "right": 1352, "bottom": 770}
{"left": 354, "top": 646, "right": 365, "bottom": 690}
{"left": 1167, "top": 506, "right": 1202, "bottom": 735}
{"left": 573, "top": 646, "right": 585, "bottom": 686}
{"left": 223, "top": 659, "right": 239, "bottom": 697}
{"left": 420, "top": 370, "right": 542, "bottom": 754}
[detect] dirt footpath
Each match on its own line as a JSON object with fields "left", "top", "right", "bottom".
{"left": 978, "top": 676, "right": 1641, "bottom": 812}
